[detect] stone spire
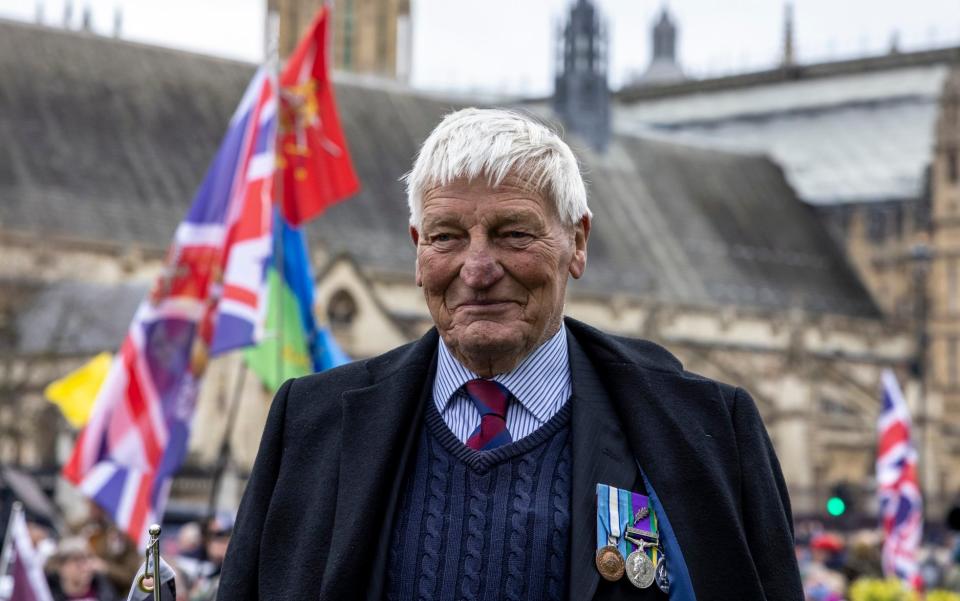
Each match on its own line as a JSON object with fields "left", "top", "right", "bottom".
{"left": 636, "top": 7, "right": 685, "bottom": 86}
{"left": 81, "top": 4, "right": 92, "bottom": 32}
{"left": 653, "top": 8, "right": 677, "bottom": 62}
{"left": 113, "top": 6, "right": 123, "bottom": 38}
{"left": 782, "top": 3, "right": 795, "bottom": 67}
{"left": 553, "top": 0, "right": 611, "bottom": 153}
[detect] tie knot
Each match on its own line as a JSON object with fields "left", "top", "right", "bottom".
{"left": 464, "top": 379, "right": 510, "bottom": 418}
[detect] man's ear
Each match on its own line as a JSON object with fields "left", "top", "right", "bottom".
{"left": 568, "top": 215, "right": 590, "bottom": 279}
{"left": 410, "top": 225, "right": 423, "bottom": 287}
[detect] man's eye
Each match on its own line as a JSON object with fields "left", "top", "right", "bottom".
{"left": 432, "top": 233, "right": 453, "bottom": 243}
{"left": 506, "top": 231, "right": 531, "bottom": 239}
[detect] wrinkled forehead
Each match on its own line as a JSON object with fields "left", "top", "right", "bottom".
{"left": 424, "top": 169, "right": 545, "bottom": 197}
{"left": 420, "top": 174, "right": 560, "bottom": 222}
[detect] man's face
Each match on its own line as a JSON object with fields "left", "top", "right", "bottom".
{"left": 412, "top": 176, "right": 589, "bottom": 374}
{"left": 59, "top": 553, "right": 95, "bottom": 591}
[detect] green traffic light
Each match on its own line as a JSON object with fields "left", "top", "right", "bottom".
{"left": 826, "top": 497, "right": 846, "bottom": 516}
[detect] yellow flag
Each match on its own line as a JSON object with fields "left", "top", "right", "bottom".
{"left": 44, "top": 352, "right": 112, "bottom": 428}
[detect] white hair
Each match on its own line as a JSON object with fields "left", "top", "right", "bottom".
{"left": 404, "top": 107, "right": 591, "bottom": 228}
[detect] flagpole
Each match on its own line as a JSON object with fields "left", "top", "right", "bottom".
{"left": 205, "top": 13, "right": 284, "bottom": 520}
{"left": 206, "top": 360, "right": 248, "bottom": 518}
{"left": 268, "top": 9, "right": 285, "bottom": 389}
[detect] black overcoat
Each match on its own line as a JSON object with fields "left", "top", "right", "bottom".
{"left": 218, "top": 318, "right": 803, "bottom": 600}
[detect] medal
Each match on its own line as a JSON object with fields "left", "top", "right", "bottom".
{"left": 655, "top": 552, "right": 670, "bottom": 593}
{"left": 595, "top": 545, "right": 626, "bottom": 581}
{"left": 595, "top": 484, "right": 630, "bottom": 581}
{"left": 625, "top": 540, "right": 655, "bottom": 589}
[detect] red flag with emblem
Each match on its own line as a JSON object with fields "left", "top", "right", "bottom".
{"left": 278, "top": 6, "right": 360, "bottom": 225}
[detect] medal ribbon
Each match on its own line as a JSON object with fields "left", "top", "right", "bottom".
{"left": 616, "top": 486, "right": 631, "bottom": 557}
{"left": 596, "top": 484, "right": 632, "bottom": 554}
{"left": 629, "top": 491, "right": 658, "bottom": 563}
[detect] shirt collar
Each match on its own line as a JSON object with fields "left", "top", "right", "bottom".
{"left": 433, "top": 324, "right": 571, "bottom": 423}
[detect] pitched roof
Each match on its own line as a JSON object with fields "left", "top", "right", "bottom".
{"left": 566, "top": 136, "right": 877, "bottom": 314}
{"left": 617, "top": 45, "right": 959, "bottom": 102}
{"left": 614, "top": 49, "right": 955, "bottom": 206}
{"left": 10, "top": 280, "right": 145, "bottom": 355}
{"left": 0, "top": 19, "right": 879, "bottom": 318}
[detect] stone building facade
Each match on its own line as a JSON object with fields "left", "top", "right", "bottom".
{"left": 929, "top": 71, "right": 960, "bottom": 495}
{"left": 268, "top": 0, "right": 411, "bottom": 79}
{"left": 613, "top": 7, "right": 960, "bottom": 517}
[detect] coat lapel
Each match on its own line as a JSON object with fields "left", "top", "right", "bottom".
{"left": 318, "top": 330, "right": 438, "bottom": 601}
{"left": 567, "top": 318, "right": 735, "bottom": 601}
{"left": 567, "top": 332, "right": 640, "bottom": 601}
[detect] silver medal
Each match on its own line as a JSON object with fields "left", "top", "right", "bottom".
{"left": 625, "top": 547, "right": 655, "bottom": 589}
{"left": 655, "top": 554, "right": 670, "bottom": 593}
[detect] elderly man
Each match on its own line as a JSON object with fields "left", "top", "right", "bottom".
{"left": 218, "top": 109, "right": 803, "bottom": 600}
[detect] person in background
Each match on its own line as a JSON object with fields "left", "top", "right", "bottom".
{"left": 941, "top": 533, "right": 960, "bottom": 592}
{"left": 45, "top": 536, "right": 119, "bottom": 601}
{"left": 172, "top": 522, "right": 204, "bottom": 583}
{"left": 77, "top": 502, "right": 141, "bottom": 592}
{"left": 189, "top": 515, "right": 232, "bottom": 601}
{"left": 26, "top": 518, "right": 57, "bottom": 567}
{"left": 840, "top": 530, "right": 883, "bottom": 584}
{"left": 803, "top": 533, "right": 846, "bottom": 601}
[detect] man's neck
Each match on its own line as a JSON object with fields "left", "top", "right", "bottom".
{"left": 447, "top": 324, "right": 563, "bottom": 378}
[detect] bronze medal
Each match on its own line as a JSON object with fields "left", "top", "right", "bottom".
{"left": 595, "top": 545, "right": 625, "bottom": 581}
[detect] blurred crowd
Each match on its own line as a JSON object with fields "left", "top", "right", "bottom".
{"left": 797, "top": 522, "right": 960, "bottom": 601}
{"left": 8, "top": 503, "right": 960, "bottom": 601}
{"left": 3, "top": 504, "right": 232, "bottom": 601}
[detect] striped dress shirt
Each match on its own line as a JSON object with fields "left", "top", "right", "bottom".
{"left": 433, "top": 325, "right": 572, "bottom": 444}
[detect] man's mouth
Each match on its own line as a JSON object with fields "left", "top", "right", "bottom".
{"left": 456, "top": 299, "right": 515, "bottom": 309}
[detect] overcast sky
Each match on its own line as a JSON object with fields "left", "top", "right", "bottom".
{"left": 2, "top": 0, "right": 958, "bottom": 95}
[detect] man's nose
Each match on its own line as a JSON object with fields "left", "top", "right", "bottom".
{"left": 460, "top": 237, "right": 503, "bottom": 289}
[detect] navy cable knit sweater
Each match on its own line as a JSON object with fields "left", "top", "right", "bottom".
{"left": 386, "top": 401, "right": 572, "bottom": 601}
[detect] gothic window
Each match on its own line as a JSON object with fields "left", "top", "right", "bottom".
{"left": 948, "top": 148, "right": 959, "bottom": 184}
{"left": 949, "top": 336, "right": 959, "bottom": 388}
{"left": 343, "top": 0, "right": 354, "bottom": 69}
{"left": 915, "top": 189, "right": 932, "bottom": 232}
{"left": 892, "top": 203, "right": 904, "bottom": 239}
{"left": 328, "top": 289, "right": 358, "bottom": 327}
{"left": 946, "top": 96, "right": 959, "bottom": 128}
{"left": 867, "top": 208, "right": 887, "bottom": 244}
{"left": 376, "top": 0, "right": 389, "bottom": 72}
{"left": 819, "top": 397, "right": 857, "bottom": 418}
{"left": 950, "top": 259, "right": 959, "bottom": 315}
{"left": 575, "top": 34, "right": 589, "bottom": 71}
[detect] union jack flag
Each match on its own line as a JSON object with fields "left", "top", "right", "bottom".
{"left": 877, "top": 369, "right": 923, "bottom": 589}
{"left": 62, "top": 66, "right": 277, "bottom": 548}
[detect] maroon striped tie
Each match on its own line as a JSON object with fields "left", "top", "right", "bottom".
{"left": 464, "top": 379, "right": 513, "bottom": 451}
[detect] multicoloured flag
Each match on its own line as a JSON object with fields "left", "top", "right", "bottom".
{"left": 244, "top": 212, "right": 349, "bottom": 391}
{"left": 877, "top": 369, "right": 923, "bottom": 589}
{"left": 61, "top": 65, "right": 277, "bottom": 548}
{"left": 1, "top": 504, "right": 54, "bottom": 601}
{"left": 277, "top": 6, "right": 359, "bottom": 225}
{"left": 44, "top": 351, "right": 112, "bottom": 428}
